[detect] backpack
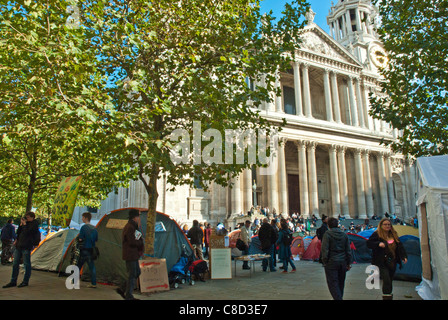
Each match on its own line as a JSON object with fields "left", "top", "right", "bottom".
{"left": 283, "top": 230, "right": 293, "bottom": 246}
{"left": 189, "top": 260, "right": 209, "bottom": 282}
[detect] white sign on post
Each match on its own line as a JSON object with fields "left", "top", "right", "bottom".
{"left": 210, "top": 248, "right": 232, "bottom": 279}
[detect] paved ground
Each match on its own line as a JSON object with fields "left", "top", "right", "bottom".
{"left": 0, "top": 259, "right": 421, "bottom": 301}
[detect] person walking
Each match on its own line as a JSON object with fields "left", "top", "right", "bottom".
{"left": 277, "top": 219, "right": 296, "bottom": 273}
{"left": 367, "top": 218, "right": 407, "bottom": 300}
{"left": 1, "top": 219, "right": 16, "bottom": 265}
{"left": 120, "top": 209, "right": 144, "bottom": 300}
{"left": 187, "top": 220, "right": 204, "bottom": 260}
{"left": 239, "top": 220, "right": 252, "bottom": 270}
{"left": 321, "top": 217, "right": 352, "bottom": 300}
{"left": 204, "top": 223, "right": 212, "bottom": 259}
{"left": 76, "top": 212, "right": 98, "bottom": 288}
{"left": 258, "top": 218, "right": 277, "bottom": 272}
{"left": 3, "top": 212, "right": 40, "bottom": 288}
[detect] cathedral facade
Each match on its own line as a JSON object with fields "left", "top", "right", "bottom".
{"left": 92, "top": 0, "right": 417, "bottom": 228}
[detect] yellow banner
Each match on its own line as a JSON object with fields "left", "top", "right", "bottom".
{"left": 53, "top": 176, "right": 82, "bottom": 219}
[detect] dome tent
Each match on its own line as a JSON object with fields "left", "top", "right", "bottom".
{"left": 394, "top": 235, "right": 422, "bottom": 282}
{"left": 31, "top": 229, "right": 79, "bottom": 272}
{"left": 59, "top": 208, "right": 194, "bottom": 287}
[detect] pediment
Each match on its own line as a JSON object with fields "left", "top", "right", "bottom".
{"left": 298, "top": 25, "right": 363, "bottom": 68}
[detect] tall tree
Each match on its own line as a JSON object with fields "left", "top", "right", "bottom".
{"left": 370, "top": 0, "right": 448, "bottom": 157}
{"left": 0, "top": 0, "right": 129, "bottom": 221}
{"left": 77, "top": 0, "right": 309, "bottom": 256}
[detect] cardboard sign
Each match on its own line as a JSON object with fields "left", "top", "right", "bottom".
{"left": 106, "top": 218, "right": 128, "bottom": 229}
{"left": 209, "top": 235, "right": 225, "bottom": 248}
{"left": 139, "top": 258, "right": 169, "bottom": 293}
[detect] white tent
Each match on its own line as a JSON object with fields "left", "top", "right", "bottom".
{"left": 416, "top": 155, "right": 448, "bottom": 300}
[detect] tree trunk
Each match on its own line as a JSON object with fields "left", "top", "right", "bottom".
{"left": 139, "top": 164, "right": 160, "bottom": 257}
{"left": 26, "top": 170, "right": 37, "bottom": 214}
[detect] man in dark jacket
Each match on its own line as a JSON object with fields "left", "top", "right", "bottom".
{"left": 119, "top": 209, "right": 144, "bottom": 300}
{"left": 321, "top": 217, "right": 352, "bottom": 300}
{"left": 187, "top": 220, "right": 204, "bottom": 260}
{"left": 258, "top": 218, "right": 277, "bottom": 272}
{"left": 3, "top": 212, "right": 40, "bottom": 288}
{"left": 1, "top": 218, "right": 16, "bottom": 265}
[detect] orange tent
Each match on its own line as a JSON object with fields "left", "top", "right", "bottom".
{"left": 290, "top": 236, "right": 305, "bottom": 257}
{"left": 302, "top": 236, "right": 321, "bottom": 261}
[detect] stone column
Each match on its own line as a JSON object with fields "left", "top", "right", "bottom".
{"left": 355, "top": 78, "right": 366, "bottom": 128}
{"left": 362, "top": 150, "right": 374, "bottom": 218}
{"left": 329, "top": 145, "right": 341, "bottom": 217}
{"left": 296, "top": 140, "right": 309, "bottom": 219}
{"left": 231, "top": 174, "right": 242, "bottom": 215}
{"left": 354, "top": 148, "right": 367, "bottom": 219}
{"left": 267, "top": 155, "right": 279, "bottom": 214}
{"left": 364, "top": 84, "right": 373, "bottom": 130}
{"left": 323, "top": 69, "right": 334, "bottom": 122}
{"left": 331, "top": 71, "right": 342, "bottom": 123}
{"left": 337, "top": 146, "right": 350, "bottom": 219}
{"left": 293, "top": 60, "right": 303, "bottom": 116}
{"left": 377, "top": 152, "right": 390, "bottom": 216}
{"left": 278, "top": 139, "right": 288, "bottom": 215}
{"left": 307, "top": 141, "right": 319, "bottom": 218}
{"left": 275, "top": 70, "right": 283, "bottom": 113}
{"left": 345, "top": 11, "right": 352, "bottom": 36}
{"left": 355, "top": 9, "right": 363, "bottom": 32}
{"left": 385, "top": 153, "right": 396, "bottom": 215}
{"left": 243, "top": 168, "right": 252, "bottom": 214}
{"left": 348, "top": 76, "right": 359, "bottom": 127}
{"left": 302, "top": 63, "right": 312, "bottom": 118}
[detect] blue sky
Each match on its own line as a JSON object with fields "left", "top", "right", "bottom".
{"left": 260, "top": 0, "right": 332, "bottom": 33}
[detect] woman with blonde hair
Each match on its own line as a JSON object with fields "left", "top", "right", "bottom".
{"left": 367, "top": 218, "right": 408, "bottom": 300}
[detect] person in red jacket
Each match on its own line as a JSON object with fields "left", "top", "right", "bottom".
{"left": 119, "top": 209, "right": 144, "bottom": 300}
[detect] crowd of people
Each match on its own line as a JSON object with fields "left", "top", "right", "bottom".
{"left": 179, "top": 207, "right": 413, "bottom": 301}
{"left": 0, "top": 207, "right": 414, "bottom": 301}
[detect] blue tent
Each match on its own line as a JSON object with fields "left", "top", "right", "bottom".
{"left": 347, "top": 233, "right": 372, "bottom": 264}
{"left": 248, "top": 236, "right": 263, "bottom": 254}
{"left": 358, "top": 227, "right": 376, "bottom": 239}
{"left": 394, "top": 235, "right": 422, "bottom": 282}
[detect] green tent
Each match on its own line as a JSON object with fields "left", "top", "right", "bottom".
{"left": 59, "top": 208, "right": 194, "bottom": 287}
{"left": 31, "top": 229, "right": 79, "bottom": 272}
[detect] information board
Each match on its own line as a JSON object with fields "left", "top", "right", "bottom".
{"left": 210, "top": 248, "right": 232, "bottom": 279}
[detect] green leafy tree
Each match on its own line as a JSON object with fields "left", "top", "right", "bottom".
{"left": 370, "top": 0, "right": 448, "bottom": 157}
{"left": 0, "top": 0, "right": 129, "bottom": 222}
{"left": 77, "top": 0, "right": 309, "bottom": 255}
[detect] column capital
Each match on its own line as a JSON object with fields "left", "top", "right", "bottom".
{"left": 329, "top": 144, "right": 338, "bottom": 153}
{"left": 337, "top": 145, "right": 347, "bottom": 154}
{"left": 279, "top": 137, "right": 289, "bottom": 145}
{"left": 306, "top": 141, "right": 317, "bottom": 151}
{"left": 302, "top": 62, "right": 311, "bottom": 69}
{"left": 294, "top": 139, "right": 308, "bottom": 149}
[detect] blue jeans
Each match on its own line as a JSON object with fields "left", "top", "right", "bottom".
{"left": 77, "top": 248, "right": 96, "bottom": 285}
{"left": 324, "top": 262, "right": 348, "bottom": 300}
{"left": 125, "top": 260, "right": 141, "bottom": 300}
{"left": 11, "top": 249, "right": 31, "bottom": 285}
{"left": 261, "top": 245, "right": 275, "bottom": 271}
{"left": 281, "top": 258, "right": 296, "bottom": 272}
